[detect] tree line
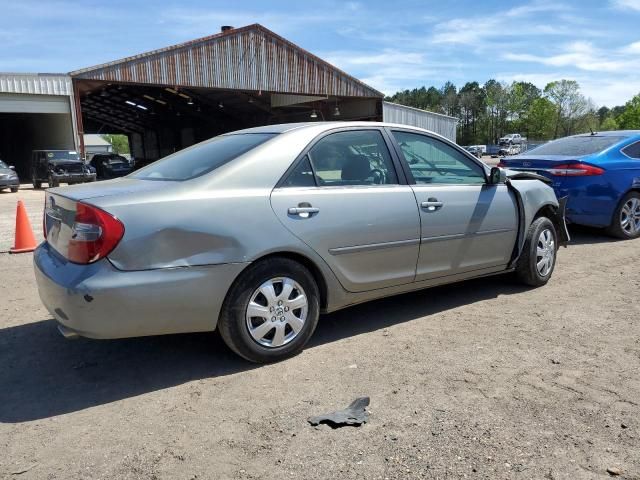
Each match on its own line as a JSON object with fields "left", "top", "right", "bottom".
{"left": 385, "top": 80, "right": 640, "bottom": 146}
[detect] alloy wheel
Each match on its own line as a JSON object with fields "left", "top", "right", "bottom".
{"left": 245, "top": 277, "right": 308, "bottom": 348}
{"left": 620, "top": 197, "right": 640, "bottom": 236}
{"left": 536, "top": 228, "right": 555, "bottom": 277}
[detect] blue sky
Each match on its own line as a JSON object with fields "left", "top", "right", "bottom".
{"left": 1, "top": 0, "right": 639, "bottom": 106}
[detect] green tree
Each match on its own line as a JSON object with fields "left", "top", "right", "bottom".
{"left": 600, "top": 116, "right": 618, "bottom": 131}
{"left": 617, "top": 93, "right": 640, "bottom": 129}
{"left": 526, "top": 98, "right": 556, "bottom": 140}
{"left": 101, "top": 134, "right": 130, "bottom": 155}
{"left": 543, "top": 80, "right": 588, "bottom": 138}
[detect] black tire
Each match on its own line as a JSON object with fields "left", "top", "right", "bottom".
{"left": 218, "top": 258, "right": 320, "bottom": 363}
{"left": 48, "top": 176, "right": 58, "bottom": 188}
{"left": 10, "top": 187, "right": 18, "bottom": 193}
{"left": 607, "top": 191, "right": 640, "bottom": 239}
{"left": 32, "top": 176, "right": 42, "bottom": 189}
{"left": 515, "top": 217, "right": 558, "bottom": 287}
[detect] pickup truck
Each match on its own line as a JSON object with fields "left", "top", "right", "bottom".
{"left": 499, "top": 133, "right": 527, "bottom": 146}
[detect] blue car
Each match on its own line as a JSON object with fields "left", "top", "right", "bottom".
{"left": 499, "top": 131, "right": 640, "bottom": 239}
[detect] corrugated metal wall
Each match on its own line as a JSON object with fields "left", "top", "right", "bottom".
{"left": 383, "top": 102, "right": 457, "bottom": 142}
{"left": 0, "top": 73, "right": 73, "bottom": 96}
{"left": 72, "top": 25, "right": 382, "bottom": 99}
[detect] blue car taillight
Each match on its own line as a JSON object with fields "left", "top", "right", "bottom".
{"left": 548, "top": 163, "right": 604, "bottom": 176}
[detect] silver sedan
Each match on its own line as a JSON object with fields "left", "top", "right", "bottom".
{"left": 34, "top": 122, "right": 568, "bottom": 362}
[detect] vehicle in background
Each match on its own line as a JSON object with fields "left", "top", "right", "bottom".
{"left": 0, "top": 159, "right": 19, "bottom": 192}
{"left": 90, "top": 153, "right": 133, "bottom": 179}
{"left": 34, "top": 122, "right": 568, "bottom": 363}
{"left": 31, "top": 150, "right": 96, "bottom": 189}
{"left": 499, "top": 133, "right": 527, "bottom": 146}
{"left": 499, "top": 130, "right": 640, "bottom": 239}
{"left": 499, "top": 144, "right": 523, "bottom": 157}
{"left": 465, "top": 146, "right": 483, "bottom": 158}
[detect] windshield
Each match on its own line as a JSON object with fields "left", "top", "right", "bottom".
{"left": 0, "top": 160, "right": 8, "bottom": 169}
{"left": 46, "top": 151, "right": 81, "bottom": 161}
{"left": 131, "top": 133, "right": 277, "bottom": 181}
{"left": 528, "top": 136, "right": 624, "bottom": 156}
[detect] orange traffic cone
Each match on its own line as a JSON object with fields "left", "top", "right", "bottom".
{"left": 10, "top": 200, "right": 37, "bottom": 254}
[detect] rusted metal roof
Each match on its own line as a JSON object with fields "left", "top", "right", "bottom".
{"left": 70, "top": 24, "right": 383, "bottom": 98}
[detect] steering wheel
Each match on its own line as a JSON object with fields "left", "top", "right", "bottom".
{"left": 400, "top": 143, "right": 449, "bottom": 177}
{"left": 369, "top": 168, "right": 386, "bottom": 185}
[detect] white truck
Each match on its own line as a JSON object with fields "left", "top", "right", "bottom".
{"left": 499, "top": 133, "right": 527, "bottom": 146}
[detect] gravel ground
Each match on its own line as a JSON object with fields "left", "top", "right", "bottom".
{"left": 1, "top": 185, "right": 639, "bottom": 480}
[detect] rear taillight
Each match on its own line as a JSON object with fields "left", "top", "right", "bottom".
{"left": 67, "top": 202, "right": 124, "bottom": 264}
{"left": 548, "top": 163, "right": 604, "bottom": 176}
{"left": 497, "top": 161, "right": 507, "bottom": 168}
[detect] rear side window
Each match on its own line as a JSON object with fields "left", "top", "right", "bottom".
{"left": 529, "top": 136, "right": 624, "bottom": 156}
{"left": 307, "top": 130, "right": 398, "bottom": 186}
{"left": 131, "top": 133, "right": 276, "bottom": 181}
{"left": 622, "top": 141, "right": 640, "bottom": 159}
{"left": 282, "top": 155, "right": 316, "bottom": 187}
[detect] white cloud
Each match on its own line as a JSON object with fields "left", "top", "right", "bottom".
{"left": 612, "top": 0, "right": 640, "bottom": 10}
{"left": 430, "top": 1, "right": 574, "bottom": 47}
{"left": 502, "top": 41, "right": 633, "bottom": 72}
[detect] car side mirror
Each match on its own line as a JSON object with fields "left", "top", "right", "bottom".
{"left": 9, "top": 165, "right": 15, "bottom": 170}
{"left": 489, "top": 166, "right": 507, "bottom": 184}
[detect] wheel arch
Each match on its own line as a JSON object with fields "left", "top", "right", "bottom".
{"left": 230, "top": 251, "right": 330, "bottom": 311}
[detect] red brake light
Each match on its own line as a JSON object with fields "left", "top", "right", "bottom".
{"left": 67, "top": 202, "right": 124, "bottom": 264}
{"left": 548, "top": 163, "right": 604, "bottom": 176}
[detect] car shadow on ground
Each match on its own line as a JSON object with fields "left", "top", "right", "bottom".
{"left": 566, "top": 225, "right": 620, "bottom": 245}
{"left": 0, "top": 274, "right": 529, "bottom": 423}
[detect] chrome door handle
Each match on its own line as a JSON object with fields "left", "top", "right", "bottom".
{"left": 288, "top": 206, "right": 320, "bottom": 216}
{"left": 421, "top": 199, "right": 443, "bottom": 211}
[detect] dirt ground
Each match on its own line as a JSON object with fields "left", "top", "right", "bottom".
{"left": 1, "top": 185, "right": 639, "bottom": 480}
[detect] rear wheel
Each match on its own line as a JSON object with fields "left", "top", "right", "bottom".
{"left": 607, "top": 192, "right": 640, "bottom": 239}
{"left": 218, "top": 258, "right": 320, "bottom": 363}
{"left": 32, "top": 175, "right": 41, "bottom": 189}
{"left": 10, "top": 187, "right": 18, "bottom": 193}
{"left": 515, "top": 217, "right": 557, "bottom": 287}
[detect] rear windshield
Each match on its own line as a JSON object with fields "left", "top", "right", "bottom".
{"left": 131, "top": 133, "right": 277, "bottom": 181}
{"left": 529, "top": 136, "right": 624, "bottom": 156}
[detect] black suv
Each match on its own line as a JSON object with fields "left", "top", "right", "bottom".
{"left": 31, "top": 150, "right": 96, "bottom": 188}
{"left": 90, "top": 153, "right": 133, "bottom": 179}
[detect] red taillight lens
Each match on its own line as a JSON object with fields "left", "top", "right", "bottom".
{"left": 67, "top": 202, "right": 124, "bottom": 264}
{"left": 548, "top": 163, "right": 604, "bottom": 176}
{"left": 497, "top": 161, "right": 507, "bottom": 168}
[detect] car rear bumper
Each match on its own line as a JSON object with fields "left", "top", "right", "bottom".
{"left": 33, "top": 242, "right": 249, "bottom": 339}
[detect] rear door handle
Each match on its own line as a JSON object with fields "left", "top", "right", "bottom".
{"left": 421, "top": 198, "right": 443, "bottom": 212}
{"left": 288, "top": 206, "right": 320, "bottom": 216}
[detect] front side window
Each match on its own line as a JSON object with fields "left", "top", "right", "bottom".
{"left": 307, "top": 130, "right": 398, "bottom": 186}
{"left": 131, "top": 133, "right": 276, "bottom": 181}
{"left": 392, "top": 131, "right": 485, "bottom": 185}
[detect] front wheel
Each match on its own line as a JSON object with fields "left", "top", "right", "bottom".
{"left": 515, "top": 217, "right": 557, "bottom": 287}
{"left": 607, "top": 192, "right": 640, "bottom": 239}
{"left": 218, "top": 258, "right": 320, "bottom": 363}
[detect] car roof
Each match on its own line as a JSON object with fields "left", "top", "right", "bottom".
{"left": 226, "top": 121, "right": 443, "bottom": 137}
{"left": 570, "top": 130, "right": 640, "bottom": 138}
